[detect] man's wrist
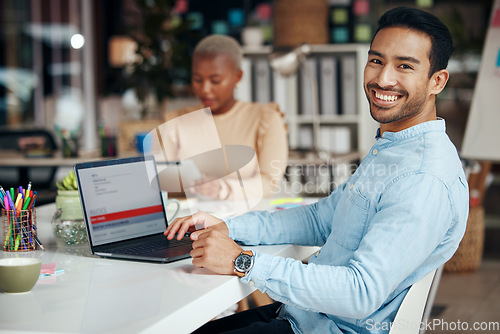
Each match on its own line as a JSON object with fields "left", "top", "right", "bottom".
{"left": 234, "top": 250, "right": 254, "bottom": 277}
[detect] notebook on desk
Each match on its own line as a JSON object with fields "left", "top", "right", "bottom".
{"left": 74, "top": 155, "right": 193, "bottom": 263}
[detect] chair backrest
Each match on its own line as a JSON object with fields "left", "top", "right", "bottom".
{"left": 389, "top": 267, "right": 441, "bottom": 334}
{"left": 0, "top": 127, "right": 58, "bottom": 152}
{"left": 0, "top": 127, "right": 59, "bottom": 188}
{"left": 419, "top": 266, "right": 443, "bottom": 334}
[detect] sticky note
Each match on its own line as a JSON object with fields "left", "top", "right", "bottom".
{"left": 353, "top": 0, "right": 369, "bottom": 16}
{"left": 270, "top": 198, "right": 303, "bottom": 205}
{"left": 41, "top": 262, "right": 57, "bottom": 275}
{"left": 332, "top": 27, "right": 350, "bottom": 43}
{"left": 416, "top": 0, "right": 433, "bottom": 8}
{"left": 354, "top": 24, "right": 372, "bottom": 42}
{"left": 332, "top": 8, "right": 349, "bottom": 25}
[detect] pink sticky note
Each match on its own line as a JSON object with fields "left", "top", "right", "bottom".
{"left": 353, "top": 0, "right": 370, "bottom": 16}
{"left": 40, "top": 262, "right": 57, "bottom": 275}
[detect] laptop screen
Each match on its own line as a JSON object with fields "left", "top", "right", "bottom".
{"left": 75, "top": 156, "right": 167, "bottom": 247}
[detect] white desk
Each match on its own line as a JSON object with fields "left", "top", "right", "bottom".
{"left": 0, "top": 199, "right": 319, "bottom": 334}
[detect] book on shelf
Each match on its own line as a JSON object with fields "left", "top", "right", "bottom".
{"left": 299, "top": 57, "right": 318, "bottom": 115}
{"left": 318, "top": 126, "right": 351, "bottom": 154}
{"left": 319, "top": 56, "right": 339, "bottom": 115}
{"left": 298, "top": 125, "right": 314, "bottom": 150}
{"left": 340, "top": 55, "right": 357, "bottom": 115}
{"left": 254, "top": 58, "right": 272, "bottom": 103}
{"left": 235, "top": 57, "right": 252, "bottom": 102}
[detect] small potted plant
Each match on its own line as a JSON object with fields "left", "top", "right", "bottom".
{"left": 52, "top": 171, "right": 87, "bottom": 245}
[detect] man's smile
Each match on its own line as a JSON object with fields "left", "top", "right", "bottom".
{"left": 368, "top": 86, "right": 407, "bottom": 108}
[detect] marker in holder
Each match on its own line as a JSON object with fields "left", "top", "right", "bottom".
{"left": 2, "top": 209, "right": 38, "bottom": 251}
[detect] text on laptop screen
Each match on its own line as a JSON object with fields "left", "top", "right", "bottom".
{"left": 78, "top": 159, "right": 166, "bottom": 246}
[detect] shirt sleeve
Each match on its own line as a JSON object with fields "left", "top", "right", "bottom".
{"left": 226, "top": 184, "right": 345, "bottom": 246}
{"left": 235, "top": 173, "right": 466, "bottom": 318}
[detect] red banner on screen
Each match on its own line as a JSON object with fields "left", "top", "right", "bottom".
{"left": 90, "top": 205, "right": 163, "bottom": 224}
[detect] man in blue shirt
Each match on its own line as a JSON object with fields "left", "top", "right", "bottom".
{"left": 165, "top": 7, "right": 469, "bottom": 334}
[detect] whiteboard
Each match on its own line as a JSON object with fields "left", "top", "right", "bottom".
{"left": 461, "top": 0, "right": 500, "bottom": 162}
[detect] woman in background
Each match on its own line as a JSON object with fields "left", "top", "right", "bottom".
{"left": 161, "top": 35, "right": 288, "bottom": 201}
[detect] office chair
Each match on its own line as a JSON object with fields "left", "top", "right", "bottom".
{"left": 0, "top": 127, "right": 59, "bottom": 189}
{"left": 389, "top": 266, "right": 443, "bottom": 334}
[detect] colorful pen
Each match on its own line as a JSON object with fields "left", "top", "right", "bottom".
{"left": 5, "top": 191, "right": 15, "bottom": 211}
{"left": 15, "top": 193, "right": 22, "bottom": 210}
{"left": 26, "top": 181, "right": 31, "bottom": 197}
{"left": 22, "top": 197, "right": 31, "bottom": 211}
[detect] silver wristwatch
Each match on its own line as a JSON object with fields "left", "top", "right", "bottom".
{"left": 234, "top": 250, "right": 254, "bottom": 277}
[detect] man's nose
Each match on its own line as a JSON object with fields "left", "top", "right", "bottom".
{"left": 376, "top": 66, "right": 398, "bottom": 88}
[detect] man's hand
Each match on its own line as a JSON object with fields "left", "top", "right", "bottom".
{"left": 164, "top": 211, "right": 228, "bottom": 241}
{"left": 190, "top": 229, "right": 242, "bottom": 275}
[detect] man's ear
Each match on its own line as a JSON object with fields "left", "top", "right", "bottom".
{"left": 429, "top": 69, "right": 449, "bottom": 95}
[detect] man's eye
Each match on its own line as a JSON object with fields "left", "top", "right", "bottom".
{"left": 400, "top": 64, "right": 413, "bottom": 70}
{"left": 369, "top": 59, "right": 382, "bottom": 65}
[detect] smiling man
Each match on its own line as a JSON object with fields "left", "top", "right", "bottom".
{"left": 364, "top": 14, "right": 451, "bottom": 136}
{"left": 165, "top": 7, "right": 469, "bottom": 334}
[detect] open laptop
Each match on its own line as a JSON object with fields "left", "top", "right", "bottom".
{"left": 74, "top": 155, "right": 193, "bottom": 263}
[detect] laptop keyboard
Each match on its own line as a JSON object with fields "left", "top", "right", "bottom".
{"left": 111, "top": 236, "right": 192, "bottom": 255}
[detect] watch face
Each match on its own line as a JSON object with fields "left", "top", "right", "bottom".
{"left": 235, "top": 254, "right": 253, "bottom": 272}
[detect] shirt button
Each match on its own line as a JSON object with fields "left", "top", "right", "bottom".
{"left": 373, "top": 149, "right": 378, "bottom": 155}
{"left": 249, "top": 281, "right": 255, "bottom": 286}
{"left": 315, "top": 251, "right": 320, "bottom": 257}
{"left": 350, "top": 184, "right": 354, "bottom": 190}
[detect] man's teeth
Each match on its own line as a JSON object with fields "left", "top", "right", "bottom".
{"left": 375, "top": 92, "right": 399, "bottom": 102}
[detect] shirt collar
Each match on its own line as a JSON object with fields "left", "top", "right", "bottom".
{"left": 375, "top": 118, "right": 446, "bottom": 141}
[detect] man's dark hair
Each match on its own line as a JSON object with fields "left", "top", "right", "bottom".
{"left": 373, "top": 7, "right": 453, "bottom": 77}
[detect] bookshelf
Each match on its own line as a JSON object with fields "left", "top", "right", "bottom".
{"left": 235, "top": 44, "right": 379, "bottom": 195}
{"left": 236, "top": 44, "right": 378, "bottom": 159}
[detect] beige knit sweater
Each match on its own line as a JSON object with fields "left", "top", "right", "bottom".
{"left": 158, "top": 100, "right": 288, "bottom": 201}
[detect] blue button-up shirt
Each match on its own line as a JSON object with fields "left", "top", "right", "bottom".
{"left": 225, "top": 119, "right": 469, "bottom": 334}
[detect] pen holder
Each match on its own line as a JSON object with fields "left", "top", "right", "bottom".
{"left": 2, "top": 209, "right": 37, "bottom": 252}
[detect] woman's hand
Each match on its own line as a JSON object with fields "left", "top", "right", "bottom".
{"left": 190, "top": 178, "right": 222, "bottom": 199}
{"left": 164, "top": 211, "right": 228, "bottom": 241}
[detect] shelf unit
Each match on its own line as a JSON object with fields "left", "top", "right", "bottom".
{"left": 235, "top": 44, "right": 379, "bottom": 195}
{"left": 236, "top": 44, "right": 378, "bottom": 159}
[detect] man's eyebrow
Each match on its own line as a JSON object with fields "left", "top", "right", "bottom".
{"left": 368, "top": 50, "right": 421, "bottom": 65}
{"left": 395, "top": 56, "right": 421, "bottom": 64}
{"left": 368, "top": 50, "right": 383, "bottom": 58}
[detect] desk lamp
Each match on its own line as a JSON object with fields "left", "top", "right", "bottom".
{"left": 269, "top": 44, "right": 321, "bottom": 153}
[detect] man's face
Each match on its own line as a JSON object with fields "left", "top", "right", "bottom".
{"left": 364, "top": 27, "right": 436, "bottom": 132}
